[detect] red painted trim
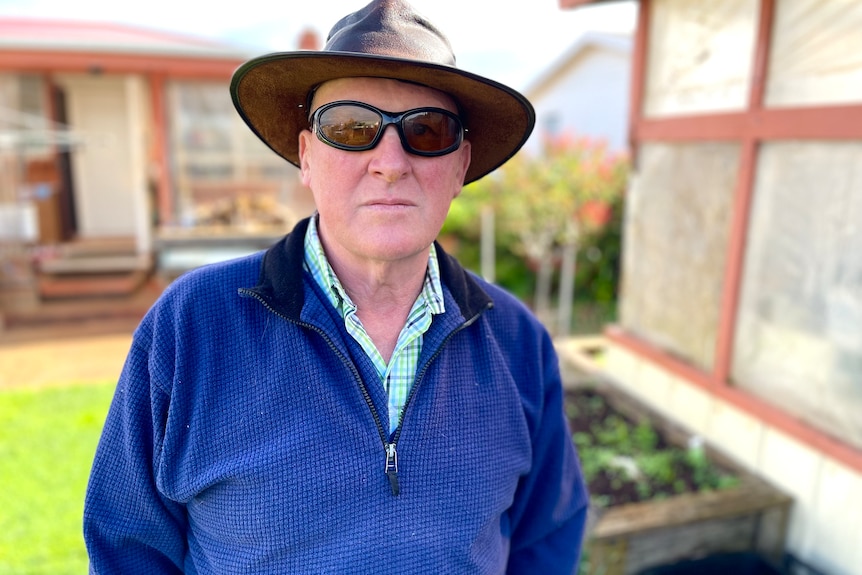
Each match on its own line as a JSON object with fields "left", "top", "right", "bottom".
{"left": 749, "top": 0, "right": 774, "bottom": 111}
{"left": 604, "top": 325, "right": 717, "bottom": 390}
{"left": 606, "top": 327, "right": 862, "bottom": 474}
{"left": 627, "top": 0, "right": 649, "bottom": 158}
{"left": 635, "top": 113, "right": 748, "bottom": 141}
{"left": 635, "top": 105, "right": 862, "bottom": 141}
{"left": 0, "top": 50, "right": 241, "bottom": 78}
{"left": 756, "top": 105, "right": 862, "bottom": 139}
{"left": 148, "top": 75, "right": 174, "bottom": 226}
{"left": 713, "top": 139, "right": 757, "bottom": 384}
{"left": 713, "top": 0, "right": 776, "bottom": 384}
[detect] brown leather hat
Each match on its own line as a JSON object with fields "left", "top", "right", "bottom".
{"left": 230, "top": 0, "right": 535, "bottom": 184}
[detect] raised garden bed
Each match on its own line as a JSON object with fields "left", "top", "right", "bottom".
{"left": 566, "top": 386, "right": 740, "bottom": 509}
{"left": 560, "top": 346, "right": 792, "bottom": 575}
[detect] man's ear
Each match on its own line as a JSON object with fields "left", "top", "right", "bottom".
{"left": 298, "top": 130, "right": 313, "bottom": 188}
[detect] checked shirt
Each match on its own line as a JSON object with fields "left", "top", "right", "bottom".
{"left": 303, "top": 216, "right": 445, "bottom": 432}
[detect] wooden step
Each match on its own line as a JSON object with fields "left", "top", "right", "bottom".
{"left": 36, "top": 269, "right": 151, "bottom": 299}
{"left": 0, "top": 275, "right": 164, "bottom": 342}
{"left": 56, "top": 236, "right": 138, "bottom": 258}
{"left": 39, "top": 253, "right": 152, "bottom": 275}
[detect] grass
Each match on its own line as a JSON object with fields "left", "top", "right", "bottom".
{"left": 0, "top": 382, "right": 115, "bottom": 574}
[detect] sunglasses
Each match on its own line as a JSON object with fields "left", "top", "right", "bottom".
{"left": 310, "top": 100, "right": 465, "bottom": 157}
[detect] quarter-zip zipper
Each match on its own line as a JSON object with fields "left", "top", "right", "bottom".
{"left": 387, "top": 304, "right": 491, "bottom": 454}
{"left": 240, "top": 290, "right": 390, "bottom": 470}
{"left": 380, "top": 304, "right": 489, "bottom": 495}
{"left": 384, "top": 442, "right": 399, "bottom": 496}
{"left": 241, "top": 288, "right": 492, "bottom": 496}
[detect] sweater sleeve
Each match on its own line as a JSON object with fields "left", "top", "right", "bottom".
{"left": 506, "top": 334, "right": 590, "bottom": 575}
{"left": 83, "top": 326, "right": 188, "bottom": 574}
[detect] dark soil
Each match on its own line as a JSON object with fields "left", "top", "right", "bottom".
{"left": 564, "top": 387, "right": 738, "bottom": 508}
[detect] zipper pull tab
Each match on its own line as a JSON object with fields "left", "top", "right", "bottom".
{"left": 385, "top": 443, "right": 400, "bottom": 496}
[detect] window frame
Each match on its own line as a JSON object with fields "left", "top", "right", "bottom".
{"left": 608, "top": 0, "right": 862, "bottom": 472}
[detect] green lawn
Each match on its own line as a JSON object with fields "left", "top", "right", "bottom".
{"left": 0, "top": 382, "right": 115, "bottom": 574}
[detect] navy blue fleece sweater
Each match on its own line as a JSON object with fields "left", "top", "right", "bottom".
{"left": 84, "top": 218, "right": 588, "bottom": 574}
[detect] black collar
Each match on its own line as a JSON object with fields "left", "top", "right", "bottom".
{"left": 250, "top": 217, "right": 493, "bottom": 321}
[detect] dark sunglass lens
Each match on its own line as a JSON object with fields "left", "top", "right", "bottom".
{"left": 318, "top": 104, "right": 381, "bottom": 148}
{"left": 402, "top": 111, "right": 460, "bottom": 153}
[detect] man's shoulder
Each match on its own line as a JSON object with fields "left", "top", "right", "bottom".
{"left": 467, "top": 271, "right": 531, "bottom": 314}
{"left": 172, "top": 250, "right": 264, "bottom": 289}
{"left": 152, "top": 250, "right": 268, "bottom": 315}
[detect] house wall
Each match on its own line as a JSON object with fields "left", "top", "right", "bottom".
{"left": 524, "top": 42, "right": 631, "bottom": 155}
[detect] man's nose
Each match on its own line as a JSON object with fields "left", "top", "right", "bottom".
{"left": 369, "top": 126, "right": 411, "bottom": 181}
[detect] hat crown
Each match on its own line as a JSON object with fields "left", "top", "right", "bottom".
{"left": 230, "top": 0, "right": 535, "bottom": 184}
{"left": 325, "top": 0, "right": 456, "bottom": 66}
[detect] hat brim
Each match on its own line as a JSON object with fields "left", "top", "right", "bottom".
{"left": 230, "top": 51, "right": 535, "bottom": 184}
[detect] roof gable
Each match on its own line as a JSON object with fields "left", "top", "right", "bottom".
{"left": 525, "top": 31, "right": 632, "bottom": 100}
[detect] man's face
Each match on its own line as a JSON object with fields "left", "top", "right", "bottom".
{"left": 298, "top": 77, "right": 471, "bottom": 269}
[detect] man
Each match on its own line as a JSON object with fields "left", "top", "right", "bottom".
{"left": 83, "top": 1, "right": 589, "bottom": 573}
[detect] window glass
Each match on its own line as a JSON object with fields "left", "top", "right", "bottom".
{"left": 732, "top": 142, "right": 862, "bottom": 449}
{"left": 167, "top": 81, "right": 301, "bottom": 230}
{"left": 0, "top": 74, "right": 21, "bottom": 205}
{"left": 0, "top": 74, "right": 50, "bottom": 158}
{"left": 620, "top": 143, "right": 738, "bottom": 371}
{"left": 0, "top": 74, "right": 51, "bottom": 204}
{"left": 766, "top": 0, "right": 862, "bottom": 107}
{"left": 644, "top": 0, "right": 758, "bottom": 117}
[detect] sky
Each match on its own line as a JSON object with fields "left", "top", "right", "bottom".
{"left": 0, "top": 0, "right": 637, "bottom": 91}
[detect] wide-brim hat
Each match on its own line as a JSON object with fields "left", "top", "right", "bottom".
{"left": 230, "top": 0, "right": 535, "bottom": 185}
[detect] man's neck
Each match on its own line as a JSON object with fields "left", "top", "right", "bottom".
{"left": 323, "top": 241, "right": 431, "bottom": 363}
{"left": 337, "top": 258, "right": 425, "bottom": 308}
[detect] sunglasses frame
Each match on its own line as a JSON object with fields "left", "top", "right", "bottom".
{"left": 310, "top": 100, "right": 465, "bottom": 157}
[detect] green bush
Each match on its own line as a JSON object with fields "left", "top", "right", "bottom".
{"left": 442, "top": 136, "right": 628, "bottom": 322}
{"left": 573, "top": 191, "right": 624, "bottom": 306}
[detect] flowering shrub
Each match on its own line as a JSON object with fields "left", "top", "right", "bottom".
{"left": 494, "top": 135, "right": 627, "bottom": 260}
{"left": 443, "top": 134, "right": 629, "bottom": 327}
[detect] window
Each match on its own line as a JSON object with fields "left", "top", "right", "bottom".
{"left": 613, "top": 0, "right": 862, "bottom": 467}
{"left": 167, "top": 81, "right": 296, "bottom": 229}
{"left": 644, "top": 0, "right": 759, "bottom": 117}
{"left": 766, "top": 0, "right": 862, "bottom": 107}
{"left": 620, "top": 143, "right": 737, "bottom": 372}
{"left": 732, "top": 142, "right": 862, "bottom": 449}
